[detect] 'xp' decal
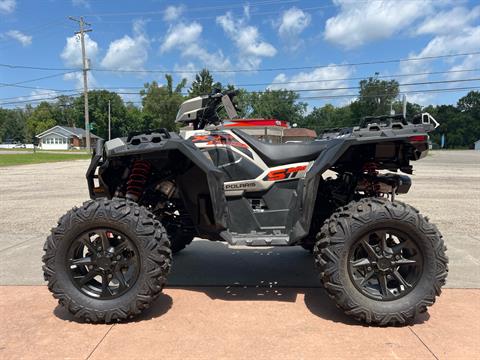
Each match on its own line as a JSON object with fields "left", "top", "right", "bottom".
{"left": 263, "top": 165, "right": 307, "bottom": 181}
{"left": 189, "top": 133, "right": 253, "bottom": 158}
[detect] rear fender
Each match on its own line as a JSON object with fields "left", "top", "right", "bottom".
{"left": 290, "top": 135, "right": 424, "bottom": 242}
{"left": 88, "top": 137, "right": 228, "bottom": 240}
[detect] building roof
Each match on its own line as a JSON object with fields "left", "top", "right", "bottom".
{"left": 36, "top": 125, "right": 101, "bottom": 139}
{"left": 283, "top": 128, "right": 317, "bottom": 138}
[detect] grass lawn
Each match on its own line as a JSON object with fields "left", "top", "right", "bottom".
{"left": 0, "top": 152, "right": 91, "bottom": 166}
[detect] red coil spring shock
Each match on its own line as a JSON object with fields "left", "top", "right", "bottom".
{"left": 362, "top": 162, "right": 380, "bottom": 195}
{"left": 126, "top": 160, "right": 151, "bottom": 201}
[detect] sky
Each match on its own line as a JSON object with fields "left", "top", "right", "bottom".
{"left": 0, "top": 0, "right": 480, "bottom": 110}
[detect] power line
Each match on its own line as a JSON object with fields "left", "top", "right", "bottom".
{"left": 94, "top": 52, "right": 480, "bottom": 74}
{"left": 298, "top": 86, "right": 480, "bottom": 100}
{"left": 84, "top": 0, "right": 300, "bottom": 17}
{"left": 0, "top": 71, "right": 80, "bottom": 89}
{"left": 2, "top": 76, "right": 480, "bottom": 103}
{"left": 0, "top": 93, "right": 82, "bottom": 106}
{"left": 1, "top": 51, "right": 479, "bottom": 74}
{"left": 79, "top": 68, "right": 480, "bottom": 90}
{"left": 235, "top": 68, "right": 480, "bottom": 87}
{"left": 273, "top": 77, "right": 480, "bottom": 92}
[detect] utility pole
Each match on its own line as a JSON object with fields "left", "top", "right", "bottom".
{"left": 402, "top": 94, "right": 407, "bottom": 119}
{"left": 68, "top": 16, "right": 92, "bottom": 152}
{"left": 108, "top": 100, "right": 111, "bottom": 140}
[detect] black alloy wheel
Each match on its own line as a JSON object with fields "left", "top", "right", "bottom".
{"left": 348, "top": 230, "right": 423, "bottom": 301}
{"left": 67, "top": 228, "right": 140, "bottom": 299}
{"left": 43, "top": 199, "right": 172, "bottom": 323}
{"left": 314, "top": 197, "right": 448, "bottom": 325}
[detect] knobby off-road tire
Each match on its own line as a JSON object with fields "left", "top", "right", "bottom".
{"left": 314, "top": 197, "right": 448, "bottom": 326}
{"left": 42, "top": 198, "right": 172, "bottom": 323}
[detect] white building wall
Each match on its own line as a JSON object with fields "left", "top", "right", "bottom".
{"left": 40, "top": 134, "right": 69, "bottom": 150}
{"left": 475, "top": 141, "right": 480, "bottom": 151}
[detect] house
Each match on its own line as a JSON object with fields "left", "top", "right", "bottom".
{"left": 475, "top": 139, "right": 480, "bottom": 151}
{"left": 36, "top": 125, "right": 102, "bottom": 150}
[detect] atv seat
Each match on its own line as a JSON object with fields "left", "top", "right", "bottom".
{"left": 232, "top": 129, "right": 327, "bottom": 167}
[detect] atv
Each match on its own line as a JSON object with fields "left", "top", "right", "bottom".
{"left": 42, "top": 91, "right": 448, "bottom": 325}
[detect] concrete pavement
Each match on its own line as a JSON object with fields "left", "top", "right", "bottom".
{"left": 1, "top": 286, "right": 478, "bottom": 359}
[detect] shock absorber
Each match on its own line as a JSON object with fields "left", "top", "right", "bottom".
{"left": 126, "top": 160, "right": 151, "bottom": 201}
{"left": 362, "top": 162, "right": 380, "bottom": 196}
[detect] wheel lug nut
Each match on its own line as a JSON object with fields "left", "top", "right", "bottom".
{"left": 367, "top": 266, "right": 372, "bottom": 271}
{"left": 88, "top": 265, "right": 93, "bottom": 270}
{"left": 108, "top": 274, "right": 113, "bottom": 279}
{"left": 116, "top": 255, "right": 121, "bottom": 260}
{"left": 395, "top": 255, "right": 401, "bottom": 260}
{"left": 387, "top": 274, "right": 392, "bottom": 280}
{"left": 97, "top": 247, "right": 102, "bottom": 251}
{"left": 375, "top": 247, "right": 381, "bottom": 252}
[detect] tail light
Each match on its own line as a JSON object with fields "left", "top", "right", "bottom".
{"left": 409, "top": 135, "right": 428, "bottom": 143}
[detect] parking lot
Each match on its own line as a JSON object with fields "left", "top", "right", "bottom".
{"left": 0, "top": 150, "right": 479, "bottom": 359}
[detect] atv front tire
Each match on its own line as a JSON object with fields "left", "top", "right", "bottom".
{"left": 42, "top": 199, "right": 172, "bottom": 323}
{"left": 314, "top": 198, "right": 448, "bottom": 326}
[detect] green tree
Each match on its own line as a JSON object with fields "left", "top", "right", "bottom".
{"left": 241, "top": 89, "right": 307, "bottom": 124}
{"left": 73, "top": 90, "right": 126, "bottom": 140}
{"left": 25, "top": 101, "right": 58, "bottom": 140}
{"left": 55, "top": 95, "right": 77, "bottom": 127}
{"left": 120, "top": 103, "right": 148, "bottom": 135}
{"left": 350, "top": 78, "right": 400, "bottom": 119}
{"left": 188, "top": 69, "right": 221, "bottom": 97}
{"left": 140, "top": 75, "right": 187, "bottom": 130}
{"left": 1, "top": 109, "right": 26, "bottom": 142}
{"left": 300, "top": 104, "right": 353, "bottom": 131}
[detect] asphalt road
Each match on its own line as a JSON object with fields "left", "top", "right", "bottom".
{"left": 0, "top": 150, "right": 479, "bottom": 287}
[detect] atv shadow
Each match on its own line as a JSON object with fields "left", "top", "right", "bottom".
{"left": 166, "top": 240, "right": 429, "bottom": 326}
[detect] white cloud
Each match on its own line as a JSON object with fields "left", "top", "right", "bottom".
{"left": 101, "top": 20, "right": 149, "bottom": 71}
{"left": 268, "top": 65, "right": 354, "bottom": 100}
{"left": 416, "top": 6, "right": 480, "bottom": 35}
{"left": 4, "top": 30, "right": 32, "bottom": 46}
{"left": 72, "top": 0, "right": 90, "bottom": 8}
{"left": 160, "top": 21, "right": 231, "bottom": 72}
{"left": 399, "top": 26, "right": 480, "bottom": 104}
{"left": 278, "top": 7, "right": 312, "bottom": 39}
{"left": 324, "top": 0, "right": 432, "bottom": 49}
{"left": 160, "top": 22, "right": 202, "bottom": 53}
{"left": 217, "top": 12, "right": 276, "bottom": 70}
{"left": 182, "top": 44, "right": 232, "bottom": 72}
{"left": 61, "top": 33, "right": 99, "bottom": 68}
{"left": 0, "top": 0, "right": 15, "bottom": 14}
{"left": 173, "top": 62, "right": 197, "bottom": 84}
{"left": 63, "top": 71, "right": 97, "bottom": 90}
{"left": 163, "top": 5, "right": 184, "bottom": 22}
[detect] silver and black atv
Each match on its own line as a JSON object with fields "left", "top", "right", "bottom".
{"left": 42, "top": 91, "right": 448, "bottom": 325}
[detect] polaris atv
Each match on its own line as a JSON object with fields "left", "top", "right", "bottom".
{"left": 42, "top": 91, "right": 448, "bottom": 325}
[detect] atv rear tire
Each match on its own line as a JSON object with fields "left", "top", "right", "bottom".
{"left": 42, "top": 199, "right": 172, "bottom": 323}
{"left": 314, "top": 197, "right": 448, "bottom": 326}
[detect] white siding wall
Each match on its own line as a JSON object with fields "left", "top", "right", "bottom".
{"left": 40, "top": 134, "right": 69, "bottom": 150}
